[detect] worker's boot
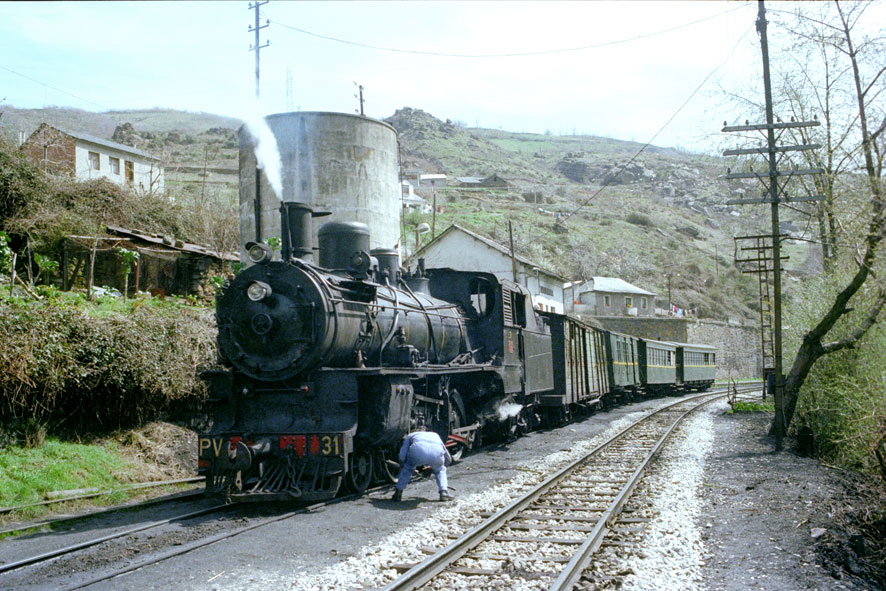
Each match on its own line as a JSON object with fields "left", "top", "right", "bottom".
{"left": 439, "top": 490, "right": 453, "bottom": 502}
{"left": 391, "top": 489, "right": 402, "bottom": 502}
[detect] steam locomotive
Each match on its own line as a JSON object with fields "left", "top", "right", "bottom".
{"left": 197, "top": 202, "right": 716, "bottom": 502}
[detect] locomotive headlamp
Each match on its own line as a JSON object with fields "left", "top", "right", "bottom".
{"left": 246, "top": 241, "right": 272, "bottom": 264}
{"left": 247, "top": 281, "right": 272, "bottom": 302}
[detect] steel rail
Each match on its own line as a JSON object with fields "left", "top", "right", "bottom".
{"left": 0, "top": 489, "right": 205, "bottom": 538}
{"left": 0, "top": 477, "right": 203, "bottom": 515}
{"left": 0, "top": 503, "right": 229, "bottom": 575}
{"left": 55, "top": 485, "right": 390, "bottom": 591}
{"left": 383, "top": 387, "right": 758, "bottom": 591}
{"left": 550, "top": 393, "right": 725, "bottom": 590}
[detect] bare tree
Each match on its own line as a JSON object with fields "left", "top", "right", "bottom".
{"left": 769, "top": 2, "right": 885, "bottom": 441}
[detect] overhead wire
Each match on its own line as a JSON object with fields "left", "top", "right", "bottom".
{"left": 559, "top": 23, "right": 756, "bottom": 223}
{"left": 268, "top": 4, "right": 747, "bottom": 59}
{"left": 0, "top": 64, "right": 110, "bottom": 112}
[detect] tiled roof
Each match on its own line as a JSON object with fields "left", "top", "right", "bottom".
{"left": 49, "top": 125, "right": 158, "bottom": 160}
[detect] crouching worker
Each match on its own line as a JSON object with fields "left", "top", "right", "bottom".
{"left": 392, "top": 429, "right": 453, "bottom": 502}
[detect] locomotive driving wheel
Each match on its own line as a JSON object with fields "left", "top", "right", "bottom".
{"left": 373, "top": 447, "right": 399, "bottom": 484}
{"left": 345, "top": 450, "right": 373, "bottom": 494}
{"left": 446, "top": 390, "right": 468, "bottom": 462}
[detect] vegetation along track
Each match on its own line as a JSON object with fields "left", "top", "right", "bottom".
{"left": 0, "top": 484, "right": 384, "bottom": 591}
{"left": 384, "top": 387, "right": 759, "bottom": 591}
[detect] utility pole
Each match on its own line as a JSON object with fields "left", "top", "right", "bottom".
{"left": 722, "top": 0, "right": 823, "bottom": 443}
{"left": 249, "top": 1, "right": 269, "bottom": 243}
{"left": 354, "top": 82, "right": 365, "bottom": 116}
{"left": 249, "top": 1, "right": 270, "bottom": 99}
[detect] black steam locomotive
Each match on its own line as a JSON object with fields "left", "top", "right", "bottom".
{"left": 197, "top": 203, "right": 716, "bottom": 502}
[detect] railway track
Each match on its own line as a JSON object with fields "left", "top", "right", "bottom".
{"left": 383, "top": 386, "right": 760, "bottom": 591}
{"left": 0, "top": 483, "right": 388, "bottom": 591}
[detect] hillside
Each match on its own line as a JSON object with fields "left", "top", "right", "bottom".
{"left": 386, "top": 107, "right": 823, "bottom": 323}
{"left": 1, "top": 104, "right": 823, "bottom": 322}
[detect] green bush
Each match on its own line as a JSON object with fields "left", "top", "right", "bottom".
{"left": 0, "top": 136, "right": 48, "bottom": 226}
{"left": 792, "top": 324, "right": 885, "bottom": 474}
{"left": 626, "top": 212, "right": 652, "bottom": 227}
{"left": 0, "top": 296, "right": 216, "bottom": 436}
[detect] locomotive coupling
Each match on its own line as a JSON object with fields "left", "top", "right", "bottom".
{"left": 228, "top": 438, "right": 272, "bottom": 471}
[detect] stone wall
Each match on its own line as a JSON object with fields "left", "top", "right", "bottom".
{"left": 588, "top": 316, "right": 761, "bottom": 379}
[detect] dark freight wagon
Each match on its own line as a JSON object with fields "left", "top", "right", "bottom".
{"left": 603, "top": 331, "right": 640, "bottom": 401}
{"left": 541, "top": 313, "right": 611, "bottom": 414}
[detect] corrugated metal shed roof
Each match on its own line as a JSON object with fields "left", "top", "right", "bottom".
{"left": 106, "top": 225, "right": 239, "bottom": 261}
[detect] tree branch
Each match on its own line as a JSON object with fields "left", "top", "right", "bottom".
{"left": 820, "top": 285, "right": 886, "bottom": 354}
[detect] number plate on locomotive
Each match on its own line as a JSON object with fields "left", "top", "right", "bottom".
{"left": 279, "top": 434, "right": 342, "bottom": 457}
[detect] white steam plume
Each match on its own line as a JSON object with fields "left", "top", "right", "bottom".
{"left": 241, "top": 107, "right": 283, "bottom": 199}
{"left": 496, "top": 402, "right": 523, "bottom": 421}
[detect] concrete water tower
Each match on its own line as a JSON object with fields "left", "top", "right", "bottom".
{"left": 238, "top": 112, "right": 401, "bottom": 262}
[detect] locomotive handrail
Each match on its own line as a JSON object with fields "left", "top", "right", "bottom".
{"left": 400, "top": 278, "right": 441, "bottom": 363}
{"left": 378, "top": 281, "right": 401, "bottom": 364}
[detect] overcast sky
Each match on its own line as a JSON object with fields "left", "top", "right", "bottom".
{"left": 0, "top": 1, "right": 851, "bottom": 153}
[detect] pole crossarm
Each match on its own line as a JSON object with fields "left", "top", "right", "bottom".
{"left": 724, "top": 168, "right": 825, "bottom": 180}
{"left": 727, "top": 194, "right": 824, "bottom": 205}
{"left": 723, "top": 143, "right": 821, "bottom": 156}
{"left": 721, "top": 120, "right": 820, "bottom": 132}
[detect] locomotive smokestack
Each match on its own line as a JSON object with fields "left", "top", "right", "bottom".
{"left": 279, "top": 202, "right": 330, "bottom": 263}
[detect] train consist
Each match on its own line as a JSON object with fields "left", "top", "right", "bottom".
{"left": 197, "top": 202, "right": 717, "bottom": 502}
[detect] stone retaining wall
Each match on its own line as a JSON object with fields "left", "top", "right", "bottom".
{"left": 588, "top": 316, "right": 761, "bottom": 379}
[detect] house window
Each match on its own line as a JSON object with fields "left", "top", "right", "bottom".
{"left": 88, "top": 151, "right": 100, "bottom": 170}
{"left": 539, "top": 285, "right": 553, "bottom": 296}
{"left": 109, "top": 157, "right": 120, "bottom": 175}
{"left": 641, "top": 297, "right": 648, "bottom": 309}
{"left": 125, "top": 160, "right": 134, "bottom": 184}
{"left": 625, "top": 296, "right": 633, "bottom": 308}
{"left": 604, "top": 295, "right": 611, "bottom": 307}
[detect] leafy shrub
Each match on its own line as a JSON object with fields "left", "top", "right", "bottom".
{"left": 0, "top": 296, "right": 217, "bottom": 436}
{"left": 626, "top": 212, "right": 652, "bottom": 227}
{"left": 0, "top": 136, "right": 48, "bottom": 225}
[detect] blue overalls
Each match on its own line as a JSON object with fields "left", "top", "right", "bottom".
{"left": 396, "top": 431, "right": 451, "bottom": 493}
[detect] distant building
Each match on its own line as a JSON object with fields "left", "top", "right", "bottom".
{"left": 414, "top": 224, "right": 566, "bottom": 313}
{"left": 564, "top": 277, "right": 656, "bottom": 318}
{"left": 418, "top": 173, "right": 447, "bottom": 188}
{"left": 22, "top": 123, "right": 164, "bottom": 193}
{"left": 456, "top": 174, "right": 509, "bottom": 189}
{"left": 401, "top": 180, "right": 431, "bottom": 213}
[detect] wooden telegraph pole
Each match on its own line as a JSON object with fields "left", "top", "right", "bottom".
{"left": 723, "top": 0, "right": 823, "bottom": 444}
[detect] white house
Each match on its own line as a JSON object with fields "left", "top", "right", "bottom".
{"left": 23, "top": 124, "right": 164, "bottom": 193}
{"left": 413, "top": 224, "right": 567, "bottom": 313}
{"left": 564, "top": 277, "right": 657, "bottom": 318}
